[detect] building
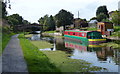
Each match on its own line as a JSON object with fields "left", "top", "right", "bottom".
{"left": 88, "top": 20, "right": 98, "bottom": 28}
{"left": 73, "top": 18, "right": 88, "bottom": 28}
{"left": 97, "top": 22, "right": 114, "bottom": 36}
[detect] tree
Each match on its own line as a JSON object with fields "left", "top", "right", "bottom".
{"left": 38, "top": 14, "right": 56, "bottom": 31}
{"left": 102, "top": 18, "right": 111, "bottom": 22}
{"left": 55, "top": 9, "right": 74, "bottom": 30}
{"left": 38, "top": 17, "right": 44, "bottom": 25}
{"left": 96, "top": 6, "right": 109, "bottom": 18}
{"left": 0, "top": 1, "right": 7, "bottom": 19}
{"left": 90, "top": 17, "right": 97, "bottom": 21}
{"left": 111, "top": 11, "right": 120, "bottom": 25}
{"left": 97, "top": 13, "right": 107, "bottom": 22}
{"left": 7, "top": 14, "right": 24, "bottom": 25}
{"left": 0, "top": 0, "right": 11, "bottom": 19}
{"left": 7, "top": 14, "right": 30, "bottom": 32}
{"left": 23, "top": 20, "right": 30, "bottom": 25}
{"left": 43, "top": 15, "right": 49, "bottom": 30}
{"left": 48, "top": 15, "right": 56, "bottom": 30}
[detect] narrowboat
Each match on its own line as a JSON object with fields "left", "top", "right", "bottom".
{"left": 64, "top": 30, "right": 106, "bottom": 45}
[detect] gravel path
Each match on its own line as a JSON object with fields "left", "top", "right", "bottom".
{"left": 2, "top": 34, "right": 28, "bottom": 72}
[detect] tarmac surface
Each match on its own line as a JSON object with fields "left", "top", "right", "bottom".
{"left": 2, "top": 34, "right": 28, "bottom": 72}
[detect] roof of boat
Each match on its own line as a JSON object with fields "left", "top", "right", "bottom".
{"left": 65, "top": 30, "right": 93, "bottom": 33}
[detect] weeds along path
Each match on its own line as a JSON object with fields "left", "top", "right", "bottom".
{"left": 2, "top": 34, "right": 28, "bottom": 72}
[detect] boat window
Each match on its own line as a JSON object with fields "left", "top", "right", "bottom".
{"left": 82, "top": 33, "right": 84, "bottom": 36}
{"left": 73, "top": 33, "right": 75, "bottom": 35}
{"left": 68, "top": 32, "right": 70, "bottom": 35}
{"left": 87, "top": 32, "right": 103, "bottom": 39}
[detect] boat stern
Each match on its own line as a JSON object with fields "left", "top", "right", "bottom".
{"left": 88, "top": 39, "right": 106, "bottom": 45}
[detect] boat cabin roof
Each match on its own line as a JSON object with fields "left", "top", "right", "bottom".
{"left": 65, "top": 30, "right": 98, "bottom": 33}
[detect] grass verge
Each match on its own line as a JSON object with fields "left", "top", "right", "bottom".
{"left": 2, "top": 32, "right": 15, "bottom": 51}
{"left": 100, "top": 42, "right": 120, "bottom": 49}
{"left": 44, "top": 31, "right": 56, "bottom": 33}
{"left": 41, "top": 50, "right": 103, "bottom": 72}
{"left": 31, "top": 41, "right": 53, "bottom": 49}
{"left": 18, "top": 34, "right": 60, "bottom": 72}
{"left": 30, "top": 40, "right": 103, "bottom": 72}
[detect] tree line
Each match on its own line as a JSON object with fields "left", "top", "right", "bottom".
{"left": 1, "top": 0, "right": 120, "bottom": 32}
{"left": 38, "top": 9, "right": 74, "bottom": 31}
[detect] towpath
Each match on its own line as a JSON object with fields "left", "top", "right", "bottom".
{"left": 2, "top": 34, "right": 28, "bottom": 72}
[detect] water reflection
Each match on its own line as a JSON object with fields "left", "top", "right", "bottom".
{"left": 29, "top": 34, "right": 41, "bottom": 40}
{"left": 39, "top": 43, "right": 56, "bottom": 51}
{"left": 64, "top": 38, "right": 119, "bottom": 72}
{"left": 29, "top": 34, "right": 119, "bottom": 72}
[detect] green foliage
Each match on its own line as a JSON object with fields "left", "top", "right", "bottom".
{"left": 7, "top": 14, "right": 24, "bottom": 25}
{"left": 110, "top": 26, "right": 120, "bottom": 37}
{"left": 87, "top": 27, "right": 97, "bottom": 31}
{"left": 90, "top": 17, "right": 97, "bottom": 21}
{"left": 111, "top": 11, "right": 120, "bottom": 25}
{"left": 102, "top": 18, "right": 111, "bottom": 22}
{"left": 48, "top": 15, "right": 56, "bottom": 30}
{"left": 111, "top": 31, "right": 120, "bottom": 37}
{"left": 6, "top": 14, "right": 30, "bottom": 32}
{"left": 114, "top": 26, "right": 120, "bottom": 32}
{"left": 0, "top": 1, "right": 7, "bottom": 19}
{"left": 97, "top": 13, "right": 107, "bottom": 22}
{"left": 18, "top": 34, "right": 60, "bottom": 72}
{"left": 7, "top": 16, "right": 19, "bottom": 25}
{"left": 38, "top": 17, "right": 44, "bottom": 25}
{"left": 23, "top": 20, "right": 30, "bottom": 25}
{"left": 2, "top": 27, "right": 15, "bottom": 51}
{"left": 30, "top": 39, "right": 103, "bottom": 72}
{"left": 44, "top": 31, "right": 56, "bottom": 33}
{"left": 100, "top": 42, "right": 120, "bottom": 49}
{"left": 43, "top": 15, "right": 49, "bottom": 30}
{"left": 38, "top": 15, "right": 56, "bottom": 31}
{"left": 55, "top": 9, "right": 74, "bottom": 30}
{"left": 96, "top": 5, "right": 109, "bottom": 18}
{"left": 42, "top": 50, "right": 103, "bottom": 72}
{"left": 31, "top": 41, "right": 53, "bottom": 49}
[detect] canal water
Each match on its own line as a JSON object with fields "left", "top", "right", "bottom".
{"left": 28, "top": 34, "right": 119, "bottom": 72}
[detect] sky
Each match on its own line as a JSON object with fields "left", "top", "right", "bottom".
{"left": 6, "top": 0, "right": 119, "bottom": 23}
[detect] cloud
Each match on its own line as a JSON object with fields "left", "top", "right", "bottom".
{"left": 7, "top": 0, "right": 119, "bottom": 23}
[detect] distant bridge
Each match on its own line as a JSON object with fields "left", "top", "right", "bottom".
{"left": 14, "top": 24, "right": 44, "bottom": 32}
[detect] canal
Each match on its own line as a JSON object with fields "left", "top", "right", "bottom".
{"left": 28, "top": 34, "right": 119, "bottom": 72}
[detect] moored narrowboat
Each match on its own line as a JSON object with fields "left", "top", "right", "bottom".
{"left": 64, "top": 30, "right": 106, "bottom": 45}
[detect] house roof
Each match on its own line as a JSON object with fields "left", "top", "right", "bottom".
{"left": 89, "top": 20, "right": 98, "bottom": 23}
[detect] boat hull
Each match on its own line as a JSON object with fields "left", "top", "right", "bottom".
{"left": 64, "top": 35, "right": 106, "bottom": 45}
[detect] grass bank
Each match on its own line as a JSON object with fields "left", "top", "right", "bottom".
{"left": 42, "top": 51, "right": 103, "bottom": 72}
{"left": 18, "top": 34, "right": 60, "bottom": 72}
{"left": 44, "top": 31, "right": 56, "bottom": 33}
{"left": 2, "top": 27, "right": 15, "bottom": 51}
{"left": 2, "top": 32, "right": 15, "bottom": 50}
{"left": 100, "top": 42, "right": 120, "bottom": 49}
{"left": 110, "top": 26, "right": 120, "bottom": 37}
{"left": 86, "top": 27, "right": 97, "bottom": 31}
{"left": 31, "top": 41, "right": 53, "bottom": 49}
{"left": 31, "top": 40, "right": 103, "bottom": 72}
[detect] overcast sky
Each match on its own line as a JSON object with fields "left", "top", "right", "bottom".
{"left": 6, "top": 0, "right": 119, "bottom": 23}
